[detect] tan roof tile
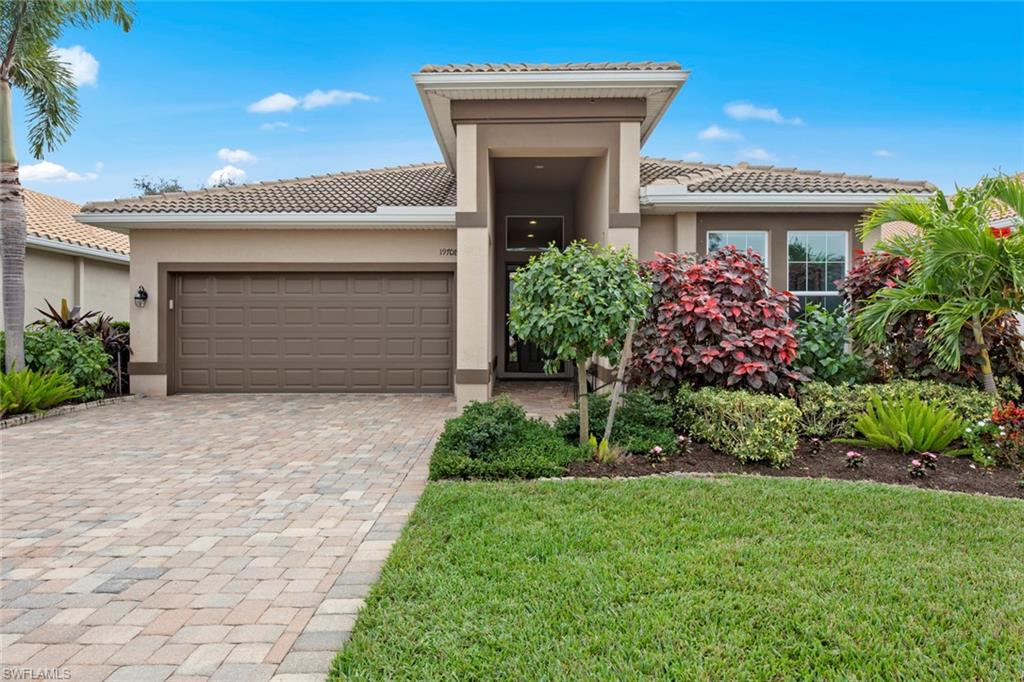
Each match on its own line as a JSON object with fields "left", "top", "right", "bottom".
{"left": 23, "top": 188, "right": 129, "bottom": 254}
{"left": 80, "top": 157, "right": 934, "bottom": 216}
{"left": 419, "top": 61, "right": 683, "bottom": 73}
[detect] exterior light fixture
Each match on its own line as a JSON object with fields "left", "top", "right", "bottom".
{"left": 527, "top": 233, "right": 535, "bottom": 238}
{"left": 134, "top": 285, "right": 149, "bottom": 308}
{"left": 534, "top": 164, "right": 544, "bottom": 170}
{"left": 528, "top": 219, "right": 538, "bottom": 225}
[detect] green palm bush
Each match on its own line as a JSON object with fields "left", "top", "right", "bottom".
{"left": 0, "top": 369, "right": 82, "bottom": 417}
{"left": 839, "top": 396, "right": 967, "bottom": 454}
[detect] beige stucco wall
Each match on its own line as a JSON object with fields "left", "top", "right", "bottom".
{"left": 83, "top": 259, "right": 130, "bottom": 320}
{"left": 128, "top": 227, "right": 456, "bottom": 396}
{"left": 0, "top": 247, "right": 128, "bottom": 327}
{"left": 575, "top": 155, "right": 608, "bottom": 245}
{"left": 638, "top": 214, "right": 674, "bottom": 259}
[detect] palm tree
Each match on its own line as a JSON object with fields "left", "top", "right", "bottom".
{"left": 856, "top": 173, "right": 1024, "bottom": 394}
{"left": 1, "top": 1, "right": 134, "bottom": 371}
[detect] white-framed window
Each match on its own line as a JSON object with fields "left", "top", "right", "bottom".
{"left": 706, "top": 230, "right": 769, "bottom": 265}
{"left": 787, "top": 231, "right": 849, "bottom": 311}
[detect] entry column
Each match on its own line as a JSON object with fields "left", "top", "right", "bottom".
{"left": 454, "top": 123, "right": 493, "bottom": 407}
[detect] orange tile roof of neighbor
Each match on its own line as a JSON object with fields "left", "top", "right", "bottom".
{"left": 23, "top": 188, "right": 129, "bottom": 255}
{"left": 80, "top": 158, "right": 934, "bottom": 215}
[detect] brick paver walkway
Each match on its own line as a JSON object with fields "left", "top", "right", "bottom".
{"left": 1, "top": 394, "right": 454, "bottom": 681}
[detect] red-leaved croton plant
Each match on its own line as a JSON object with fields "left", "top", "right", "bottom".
{"left": 628, "top": 246, "right": 806, "bottom": 396}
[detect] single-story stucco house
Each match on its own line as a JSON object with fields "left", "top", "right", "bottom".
{"left": 0, "top": 188, "right": 129, "bottom": 328}
{"left": 76, "top": 61, "right": 936, "bottom": 405}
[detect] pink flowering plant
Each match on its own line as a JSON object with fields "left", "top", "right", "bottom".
{"left": 845, "top": 450, "right": 865, "bottom": 469}
{"left": 908, "top": 459, "right": 927, "bottom": 478}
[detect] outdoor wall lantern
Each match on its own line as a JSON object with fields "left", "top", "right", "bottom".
{"left": 134, "top": 286, "right": 149, "bottom": 308}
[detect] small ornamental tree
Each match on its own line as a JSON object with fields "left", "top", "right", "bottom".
{"left": 629, "top": 247, "right": 805, "bottom": 396}
{"left": 508, "top": 241, "right": 651, "bottom": 445}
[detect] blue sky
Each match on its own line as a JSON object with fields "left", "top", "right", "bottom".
{"left": 12, "top": 1, "right": 1024, "bottom": 203}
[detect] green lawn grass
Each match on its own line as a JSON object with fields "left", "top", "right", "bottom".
{"left": 331, "top": 476, "right": 1024, "bottom": 680}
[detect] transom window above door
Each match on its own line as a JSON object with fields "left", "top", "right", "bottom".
{"left": 507, "top": 216, "right": 564, "bottom": 252}
{"left": 707, "top": 230, "right": 768, "bottom": 263}
{"left": 787, "top": 231, "right": 848, "bottom": 311}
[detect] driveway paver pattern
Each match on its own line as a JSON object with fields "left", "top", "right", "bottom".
{"left": 1, "top": 394, "right": 454, "bottom": 681}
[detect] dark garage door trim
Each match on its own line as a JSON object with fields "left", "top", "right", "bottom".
{"left": 157, "top": 262, "right": 456, "bottom": 394}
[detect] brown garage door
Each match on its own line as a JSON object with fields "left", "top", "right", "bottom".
{"left": 171, "top": 272, "right": 453, "bottom": 393}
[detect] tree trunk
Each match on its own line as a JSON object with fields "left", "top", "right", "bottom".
{"left": 577, "top": 359, "right": 589, "bottom": 445}
{"left": 0, "top": 78, "right": 26, "bottom": 372}
{"left": 603, "top": 318, "right": 636, "bottom": 445}
{"left": 971, "top": 314, "right": 998, "bottom": 395}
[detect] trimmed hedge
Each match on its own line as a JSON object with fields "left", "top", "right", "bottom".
{"left": 677, "top": 386, "right": 799, "bottom": 467}
{"left": 554, "top": 389, "right": 677, "bottom": 455}
{"left": 796, "top": 379, "right": 1006, "bottom": 440}
{"left": 430, "top": 397, "right": 585, "bottom": 480}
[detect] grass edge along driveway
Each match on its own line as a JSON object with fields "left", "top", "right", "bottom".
{"left": 331, "top": 476, "right": 1024, "bottom": 680}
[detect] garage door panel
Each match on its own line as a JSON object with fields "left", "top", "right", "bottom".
{"left": 173, "top": 272, "right": 452, "bottom": 392}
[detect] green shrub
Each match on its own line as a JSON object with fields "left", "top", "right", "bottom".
{"left": 796, "top": 379, "right": 1001, "bottom": 440}
{"left": 430, "top": 397, "right": 586, "bottom": 480}
{"left": 1, "top": 327, "right": 111, "bottom": 401}
{"left": 554, "top": 389, "right": 677, "bottom": 455}
{"left": 839, "top": 396, "right": 967, "bottom": 454}
{"left": 794, "top": 304, "right": 869, "bottom": 385}
{"left": 0, "top": 369, "right": 82, "bottom": 416}
{"left": 677, "top": 386, "right": 799, "bottom": 467}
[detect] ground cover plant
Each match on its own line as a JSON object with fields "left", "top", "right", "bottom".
{"left": 629, "top": 247, "right": 804, "bottom": 397}
{"left": 429, "top": 397, "right": 585, "bottom": 480}
{"left": 331, "top": 477, "right": 1024, "bottom": 680}
{"left": 553, "top": 389, "right": 677, "bottom": 456}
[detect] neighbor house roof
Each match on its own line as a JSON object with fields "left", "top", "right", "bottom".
{"left": 79, "top": 158, "right": 934, "bottom": 216}
{"left": 24, "top": 188, "right": 130, "bottom": 255}
{"left": 419, "top": 61, "right": 684, "bottom": 73}
{"left": 987, "top": 172, "right": 1022, "bottom": 226}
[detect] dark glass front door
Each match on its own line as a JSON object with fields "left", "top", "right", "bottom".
{"left": 505, "top": 265, "right": 552, "bottom": 374}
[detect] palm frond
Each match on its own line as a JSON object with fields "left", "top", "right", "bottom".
{"left": 858, "top": 195, "right": 935, "bottom": 242}
{"left": 8, "top": 42, "right": 78, "bottom": 157}
{"left": 980, "top": 173, "right": 1024, "bottom": 221}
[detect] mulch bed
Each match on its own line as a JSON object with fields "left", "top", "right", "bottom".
{"left": 566, "top": 441, "right": 1024, "bottom": 499}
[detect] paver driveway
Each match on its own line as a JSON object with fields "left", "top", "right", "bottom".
{"left": 1, "top": 394, "right": 454, "bottom": 681}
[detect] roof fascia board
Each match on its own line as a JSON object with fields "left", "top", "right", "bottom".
{"left": 74, "top": 208, "right": 457, "bottom": 232}
{"left": 641, "top": 187, "right": 935, "bottom": 210}
{"left": 27, "top": 235, "right": 129, "bottom": 263}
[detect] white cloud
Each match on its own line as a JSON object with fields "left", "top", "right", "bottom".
{"left": 874, "top": 149, "right": 893, "bottom": 158}
{"left": 248, "top": 92, "right": 300, "bottom": 113}
{"left": 20, "top": 160, "right": 98, "bottom": 182}
{"left": 301, "top": 89, "right": 377, "bottom": 110}
{"left": 53, "top": 45, "right": 99, "bottom": 87}
{"left": 217, "top": 147, "right": 257, "bottom": 164}
{"left": 94, "top": 161, "right": 104, "bottom": 172}
{"left": 698, "top": 124, "right": 743, "bottom": 141}
{"left": 739, "top": 147, "right": 777, "bottom": 162}
{"left": 725, "top": 101, "right": 803, "bottom": 125}
{"left": 207, "top": 165, "right": 246, "bottom": 186}
{"left": 260, "top": 121, "right": 289, "bottom": 130}
{"left": 683, "top": 151, "right": 704, "bottom": 161}
{"left": 249, "top": 89, "right": 377, "bottom": 114}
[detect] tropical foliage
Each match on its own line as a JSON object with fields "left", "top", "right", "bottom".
{"left": 1, "top": 327, "right": 111, "bottom": 401}
{"left": 1, "top": 0, "right": 135, "bottom": 371}
{"left": 794, "top": 303, "right": 868, "bottom": 385}
{"left": 553, "top": 389, "right": 677, "bottom": 456}
{"left": 855, "top": 173, "right": 1024, "bottom": 394}
{"left": 0, "top": 368, "right": 81, "bottom": 416}
{"left": 840, "top": 396, "right": 967, "bottom": 455}
{"left": 839, "top": 251, "right": 1024, "bottom": 386}
{"left": 508, "top": 241, "right": 650, "bottom": 444}
{"left": 629, "top": 248, "right": 804, "bottom": 396}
